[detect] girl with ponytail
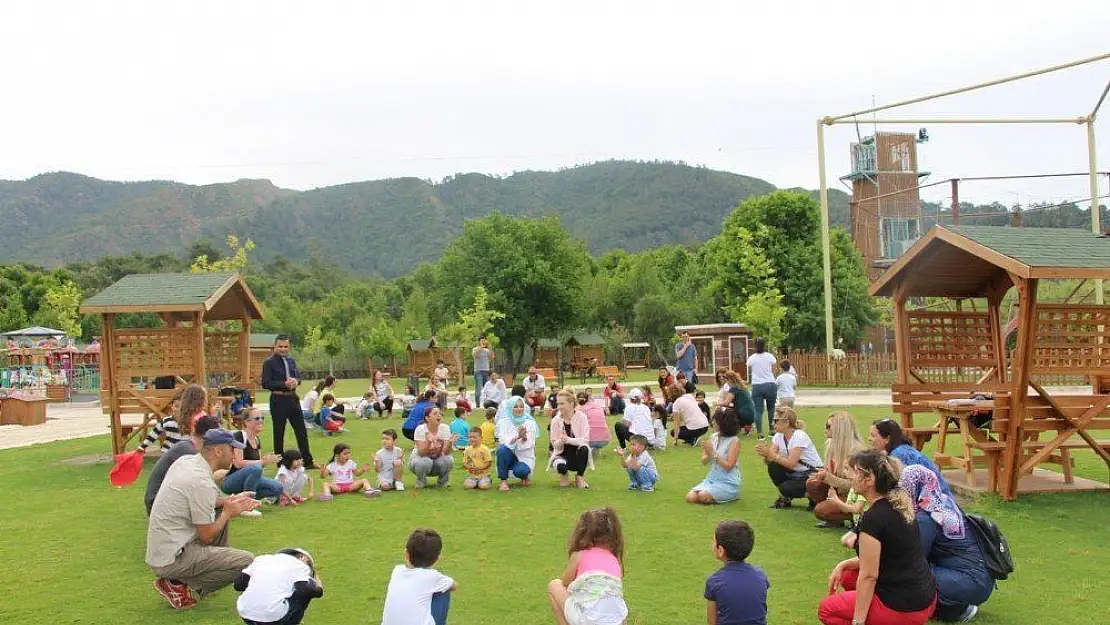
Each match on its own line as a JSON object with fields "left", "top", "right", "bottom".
{"left": 818, "top": 450, "right": 938, "bottom": 625}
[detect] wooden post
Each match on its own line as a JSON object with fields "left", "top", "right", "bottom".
{"left": 240, "top": 312, "right": 252, "bottom": 388}
{"left": 987, "top": 296, "right": 1007, "bottom": 384}
{"left": 102, "top": 313, "right": 121, "bottom": 455}
{"left": 194, "top": 311, "right": 207, "bottom": 389}
{"left": 1001, "top": 277, "right": 1038, "bottom": 500}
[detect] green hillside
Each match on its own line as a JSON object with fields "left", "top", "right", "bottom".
{"left": 0, "top": 161, "right": 852, "bottom": 277}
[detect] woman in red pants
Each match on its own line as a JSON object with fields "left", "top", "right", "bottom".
{"left": 818, "top": 450, "right": 937, "bottom": 625}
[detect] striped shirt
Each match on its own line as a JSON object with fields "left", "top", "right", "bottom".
{"left": 139, "top": 416, "right": 186, "bottom": 452}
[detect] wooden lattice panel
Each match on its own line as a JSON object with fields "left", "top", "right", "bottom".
{"left": 906, "top": 311, "right": 995, "bottom": 367}
{"left": 114, "top": 328, "right": 197, "bottom": 378}
{"left": 1032, "top": 304, "right": 1110, "bottom": 373}
{"left": 205, "top": 332, "right": 242, "bottom": 375}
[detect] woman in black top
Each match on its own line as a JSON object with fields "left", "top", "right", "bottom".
{"left": 819, "top": 450, "right": 937, "bottom": 625}
{"left": 223, "top": 408, "right": 285, "bottom": 506}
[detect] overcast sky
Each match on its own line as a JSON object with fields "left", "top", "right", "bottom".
{"left": 3, "top": 1, "right": 1109, "bottom": 210}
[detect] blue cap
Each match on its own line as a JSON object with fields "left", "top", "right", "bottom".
{"left": 202, "top": 428, "right": 246, "bottom": 449}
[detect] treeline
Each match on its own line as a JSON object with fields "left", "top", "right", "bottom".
{"left": 0, "top": 191, "right": 878, "bottom": 373}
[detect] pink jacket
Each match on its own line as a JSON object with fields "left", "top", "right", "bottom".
{"left": 551, "top": 410, "right": 590, "bottom": 453}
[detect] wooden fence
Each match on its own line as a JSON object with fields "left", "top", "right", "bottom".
{"left": 783, "top": 351, "right": 1091, "bottom": 388}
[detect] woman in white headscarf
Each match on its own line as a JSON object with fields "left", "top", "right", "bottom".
{"left": 495, "top": 395, "right": 538, "bottom": 491}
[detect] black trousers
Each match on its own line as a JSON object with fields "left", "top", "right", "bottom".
{"left": 374, "top": 398, "right": 394, "bottom": 415}
{"left": 554, "top": 444, "right": 589, "bottom": 477}
{"left": 767, "top": 462, "right": 811, "bottom": 499}
{"left": 402, "top": 427, "right": 416, "bottom": 441}
{"left": 677, "top": 425, "right": 709, "bottom": 446}
{"left": 271, "top": 394, "right": 314, "bottom": 466}
{"left": 614, "top": 422, "right": 632, "bottom": 449}
{"left": 243, "top": 595, "right": 315, "bottom": 624}
{"left": 482, "top": 400, "right": 500, "bottom": 409}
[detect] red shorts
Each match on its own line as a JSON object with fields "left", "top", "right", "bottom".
{"left": 818, "top": 569, "right": 936, "bottom": 625}
{"left": 334, "top": 482, "right": 355, "bottom": 493}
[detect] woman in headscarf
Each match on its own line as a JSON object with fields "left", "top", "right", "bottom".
{"left": 900, "top": 465, "right": 993, "bottom": 622}
{"left": 496, "top": 395, "right": 539, "bottom": 491}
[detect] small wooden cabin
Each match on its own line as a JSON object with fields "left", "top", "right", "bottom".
{"left": 80, "top": 272, "right": 264, "bottom": 454}
{"left": 533, "top": 338, "right": 562, "bottom": 369}
{"left": 675, "top": 323, "right": 754, "bottom": 376}
{"left": 406, "top": 338, "right": 457, "bottom": 379}
{"left": 566, "top": 333, "right": 605, "bottom": 366}
{"left": 620, "top": 342, "right": 652, "bottom": 369}
{"left": 249, "top": 333, "right": 278, "bottom": 386}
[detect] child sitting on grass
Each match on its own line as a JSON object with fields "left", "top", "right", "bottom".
{"left": 449, "top": 407, "right": 471, "bottom": 451}
{"left": 462, "top": 428, "right": 493, "bottom": 490}
{"left": 235, "top": 548, "right": 323, "bottom": 625}
{"left": 318, "top": 394, "right": 347, "bottom": 434}
{"left": 399, "top": 384, "right": 418, "bottom": 421}
{"left": 830, "top": 486, "right": 868, "bottom": 548}
{"left": 318, "top": 443, "right": 380, "bottom": 500}
{"left": 381, "top": 528, "right": 456, "bottom": 625}
{"left": 614, "top": 434, "right": 659, "bottom": 492}
{"left": 480, "top": 407, "right": 497, "bottom": 448}
{"left": 374, "top": 429, "right": 405, "bottom": 492}
{"left": 355, "top": 392, "right": 376, "bottom": 420}
{"left": 705, "top": 520, "right": 769, "bottom": 625}
{"left": 454, "top": 386, "right": 473, "bottom": 414}
{"left": 651, "top": 405, "right": 668, "bottom": 450}
{"left": 547, "top": 506, "right": 628, "bottom": 625}
{"left": 276, "top": 449, "right": 314, "bottom": 505}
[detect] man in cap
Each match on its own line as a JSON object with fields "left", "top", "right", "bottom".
{"left": 146, "top": 429, "right": 259, "bottom": 609}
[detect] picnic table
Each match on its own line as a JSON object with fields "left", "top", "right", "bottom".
{"left": 927, "top": 399, "right": 998, "bottom": 489}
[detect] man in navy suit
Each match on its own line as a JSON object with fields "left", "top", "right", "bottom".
{"left": 262, "top": 335, "right": 314, "bottom": 467}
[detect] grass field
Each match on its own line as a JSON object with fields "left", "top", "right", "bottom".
{"left": 1, "top": 406, "right": 1107, "bottom": 624}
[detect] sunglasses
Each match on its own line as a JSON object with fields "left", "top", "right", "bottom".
{"left": 246, "top": 416, "right": 265, "bottom": 422}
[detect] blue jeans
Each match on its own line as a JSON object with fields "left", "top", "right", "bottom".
{"left": 608, "top": 395, "right": 625, "bottom": 415}
{"left": 751, "top": 382, "right": 777, "bottom": 435}
{"left": 431, "top": 591, "right": 451, "bottom": 625}
{"left": 627, "top": 466, "right": 658, "bottom": 489}
{"left": 222, "top": 464, "right": 284, "bottom": 500}
{"left": 496, "top": 445, "right": 532, "bottom": 481}
{"left": 474, "top": 370, "right": 490, "bottom": 405}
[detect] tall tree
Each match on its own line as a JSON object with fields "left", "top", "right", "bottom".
{"left": 435, "top": 214, "right": 589, "bottom": 374}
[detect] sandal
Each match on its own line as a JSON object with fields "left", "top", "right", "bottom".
{"left": 499, "top": 481, "right": 510, "bottom": 491}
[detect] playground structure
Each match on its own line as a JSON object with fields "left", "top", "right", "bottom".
{"left": 871, "top": 224, "right": 1110, "bottom": 500}
{"left": 79, "top": 272, "right": 264, "bottom": 454}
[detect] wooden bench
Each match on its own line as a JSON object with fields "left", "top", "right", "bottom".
{"left": 595, "top": 365, "right": 626, "bottom": 381}
{"left": 892, "top": 383, "right": 1009, "bottom": 449}
{"left": 535, "top": 368, "right": 557, "bottom": 382}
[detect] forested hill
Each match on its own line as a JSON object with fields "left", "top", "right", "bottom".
{"left": 0, "top": 161, "right": 852, "bottom": 277}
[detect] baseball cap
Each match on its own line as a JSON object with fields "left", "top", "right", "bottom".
{"left": 203, "top": 428, "right": 246, "bottom": 448}
{"left": 628, "top": 388, "right": 644, "bottom": 400}
{"left": 278, "top": 548, "right": 315, "bottom": 573}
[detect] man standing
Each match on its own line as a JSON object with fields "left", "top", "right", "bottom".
{"left": 471, "top": 336, "right": 494, "bottom": 406}
{"left": 523, "top": 365, "right": 546, "bottom": 409}
{"left": 263, "top": 335, "right": 314, "bottom": 468}
{"left": 675, "top": 331, "right": 698, "bottom": 383}
{"left": 146, "top": 429, "right": 259, "bottom": 609}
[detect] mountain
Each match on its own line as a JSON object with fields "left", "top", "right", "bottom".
{"left": 0, "top": 161, "right": 852, "bottom": 277}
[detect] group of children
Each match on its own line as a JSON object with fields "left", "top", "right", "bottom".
{"left": 235, "top": 507, "right": 769, "bottom": 625}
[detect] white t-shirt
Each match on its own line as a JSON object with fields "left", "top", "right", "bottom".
{"left": 411, "top": 423, "right": 453, "bottom": 461}
{"left": 376, "top": 446, "right": 404, "bottom": 481}
{"left": 326, "top": 459, "right": 357, "bottom": 484}
{"left": 776, "top": 371, "right": 797, "bottom": 399}
{"left": 651, "top": 419, "right": 667, "bottom": 449}
{"left": 300, "top": 390, "right": 319, "bottom": 412}
{"left": 237, "top": 553, "right": 313, "bottom": 622}
{"left": 633, "top": 450, "right": 657, "bottom": 475}
{"left": 381, "top": 564, "right": 455, "bottom": 625}
{"left": 623, "top": 402, "right": 654, "bottom": 438}
{"left": 523, "top": 374, "right": 546, "bottom": 393}
{"left": 772, "top": 429, "right": 824, "bottom": 472}
{"left": 747, "top": 352, "right": 778, "bottom": 385}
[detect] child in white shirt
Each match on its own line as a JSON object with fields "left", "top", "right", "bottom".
{"left": 650, "top": 405, "right": 668, "bottom": 450}
{"left": 614, "top": 434, "right": 659, "bottom": 491}
{"left": 381, "top": 528, "right": 456, "bottom": 625}
{"left": 275, "top": 449, "right": 314, "bottom": 505}
{"left": 235, "top": 548, "right": 322, "bottom": 625}
{"left": 776, "top": 360, "right": 797, "bottom": 408}
{"left": 375, "top": 429, "right": 406, "bottom": 491}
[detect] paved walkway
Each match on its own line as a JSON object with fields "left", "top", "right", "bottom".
{"left": 1, "top": 386, "right": 1095, "bottom": 451}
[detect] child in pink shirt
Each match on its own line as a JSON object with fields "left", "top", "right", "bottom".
{"left": 547, "top": 507, "right": 628, "bottom": 625}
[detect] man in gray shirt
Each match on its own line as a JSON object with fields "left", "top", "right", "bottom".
{"left": 144, "top": 415, "right": 223, "bottom": 515}
{"left": 471, "top": 336, "right": 494, "bottom": 405}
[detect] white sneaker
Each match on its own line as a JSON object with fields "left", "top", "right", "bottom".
{"left": 957, "top": 605, "right": 979, "bottom": 622}
{"left": 239, "top": 509, "right": 262, "bottom": 518}
{"left": 394, "top": 481, "right": 405, "bottom": 491}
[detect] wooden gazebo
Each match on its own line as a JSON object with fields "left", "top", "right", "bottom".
{"left": 872, "top": 225, "right": 1110, "bottom": 500}
{"left": 80, "top": 272, "right": 264, "bottom": 454}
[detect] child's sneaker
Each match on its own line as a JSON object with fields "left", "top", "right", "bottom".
{"left": 627, "top": 483, "right": 640, "bottom": 490}
{"left": 521, "top": 478, "right": 532, "bottom": 487}
{"left": 239, "top": 508, "right": 262, "bottom": 518}
{"left": 394, "top": 480, "right": 405, "bottom": 491}
{"left": 414, "top": 478, "right": 427, "bottom": 490}
{"left": 642, "top": 486, "right": 655, "bottom": 492}
{"left": 364, "top": 488, "right": 382, "bottom": 499}
{"left": 316, "top": 491, "right": 334, "bottom": 502}
{"left": 293, "top": 495, "right": 308, "bottom": 503}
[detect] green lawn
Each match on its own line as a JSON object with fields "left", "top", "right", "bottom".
{"left": 1, "top": 406, "right": 1107, "bottom": 624}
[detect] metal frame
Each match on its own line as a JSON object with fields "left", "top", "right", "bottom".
{"left": 816, "top": 52, "right": 1110, "bottom": 359}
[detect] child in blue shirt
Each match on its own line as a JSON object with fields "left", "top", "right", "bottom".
{"left": 449, "top": 407, "right": 471, "bottom": 451}
{"left": 705, "top": 520, "right": 769, "bottom": 625}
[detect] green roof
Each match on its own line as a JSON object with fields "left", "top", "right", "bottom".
{"left": 250, "top": 333, "right": 278, "bottom": 349}
{"left": 570, "top": 332, "right": 605, "bottom": 346}
{"left": 535, "top": 338, "right": 562, "bottom": 349}
{"left": 81, "top": 272, "right": 239, "bottom": 309}
{"left": 950, "top": 225, "right": 1110, "bottom": 268}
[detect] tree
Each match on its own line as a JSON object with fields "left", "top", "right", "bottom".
{"left": 0, "top": 295, "right": 28, "bottom": 333}
{"left": 438, "top": 286, "right": 505, "bottom": 378}
{"left": 703, "top": 191, "right": 877, "bottom": 349}
{"left": 190, "top": 234, "right": 256, "bottom": 274}
{"left": 435, "top": 214, "right": 589, "bottom": 374}
{"left": 34, "top": 282, "right": 84, "bottom": 338}
{"left": 357, "top": 318, "right": 406, "bottom": 374}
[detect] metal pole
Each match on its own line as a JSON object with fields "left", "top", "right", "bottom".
{"left": 951, "top": 178, "right": 960, "bottom": 225}
{"left": 1089, "top": 119, "right": 1104, "bottom": 304}
{"left": 817, "top": 120, "right": 836, "bottom": 365}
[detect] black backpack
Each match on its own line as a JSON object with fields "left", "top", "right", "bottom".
{"left": 965, "top": 513, "right": 1014, "bottom": 580}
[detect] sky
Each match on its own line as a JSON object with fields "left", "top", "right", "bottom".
{"left": 2, "top": 0, "right": 1110, "bottom": 210}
